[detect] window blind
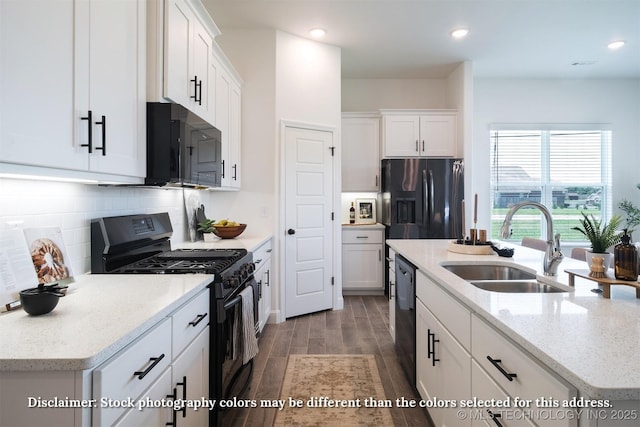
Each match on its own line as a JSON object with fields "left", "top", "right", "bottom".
{"left": 489, "top": 128, "right": 612, "bottom": 242}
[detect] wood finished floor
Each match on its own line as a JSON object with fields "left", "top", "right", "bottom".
{"left": 226, "top": 295, "right": 432, "bottom": 427}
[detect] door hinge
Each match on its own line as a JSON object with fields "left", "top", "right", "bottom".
{"left": 331, "top": 276, "right": 335, "bottom": 286}
{"left": 329, "top": 146, "right": 335, "bottom": 156}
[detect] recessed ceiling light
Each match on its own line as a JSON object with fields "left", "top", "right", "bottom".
{"left": 450, "top": 28, "right": 469, "bottom": 39}
{"left": 608, "top": 40, "right": 625, "bottom": 50}
{"left": 309, "top": 28, "right": 326, "bottom": 39}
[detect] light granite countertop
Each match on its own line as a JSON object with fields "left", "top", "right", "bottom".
{"left": 179, "top": 233, "right": 272, "bottom": 252}
{"left": 0, "top": 274, "right": 211, "bottom": 371}
{"left": 386, "top": 239, "right": 640, "bottom": 400}
{"left": 341, "top": 223, "right": 385, "bottom": 229}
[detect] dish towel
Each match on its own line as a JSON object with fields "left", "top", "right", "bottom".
{"left": 240, "top": 286, "right": 259, "bottom": 364}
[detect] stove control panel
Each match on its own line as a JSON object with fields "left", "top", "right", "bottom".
{"left": 222, "top": 262, "right": 256, "bottom": 289}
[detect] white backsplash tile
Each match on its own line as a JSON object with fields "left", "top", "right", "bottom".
{"left": 0, "top": 178, "right": 187, "bottom": 275}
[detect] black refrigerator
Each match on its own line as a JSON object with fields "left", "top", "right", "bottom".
{"left": 380, "top": 158, "right": 464, "bottom": 239}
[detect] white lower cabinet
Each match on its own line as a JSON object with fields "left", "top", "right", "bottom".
{"left": 416, "top": 271, "right": 471, "bottom": 426}
{"left": 471, "top": 360, "right": 537, "bottom": 427}
{"left": 170, "top": 328, "right": 209, "bottom": 427}
{"left": 93, "top": 288, "right": 210, "bottom": 427}
{"left": 93, "top": 318, "right": 173, "bottom": 426}
{"left": 472, "top": 315, "right": 578, "bottom": 427}
{"left": 254, "top": 238, "right": 273, "bottom": 333}
{"left": 342, "top": 227, "right": 384, "bottom": 292}
{"left": 114, "top": 368, "right": 173, "bottom": 427}
{"left": 387, "top": 246, "right": 396, "bottom": 342}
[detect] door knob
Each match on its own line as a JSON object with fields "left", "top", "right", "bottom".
{"left": 287, "top": 229, "right": 296, "bottom": 235}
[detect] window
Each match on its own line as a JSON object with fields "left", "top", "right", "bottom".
{"left": 490, "top": 127, "right": 612, "bottom": 244}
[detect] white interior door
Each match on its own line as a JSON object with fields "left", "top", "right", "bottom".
{"left": 284, "top": 126, "right": 334, "bottom": 318}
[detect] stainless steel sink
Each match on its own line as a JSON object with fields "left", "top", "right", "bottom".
{"left": 442, "top": 264, "right": 537, "bottom": 281}
{"left": 441, "top": 263, "right": 569, "bottom": 293}
{"left": 469, "top": 280, "right": 567, "bottom": 293}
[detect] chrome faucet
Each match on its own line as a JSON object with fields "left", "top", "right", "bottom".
{"left": 500, "top": 201, "right": 564, "bottom": 276}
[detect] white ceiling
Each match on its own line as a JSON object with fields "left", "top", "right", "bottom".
{"left": 203, "top": 0, "right": 640, "bottom": 79}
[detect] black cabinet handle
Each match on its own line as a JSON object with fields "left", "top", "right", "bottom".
{"left": 428, "top": 330, "right": 440, "bottom": 366}
{"left": 257, "top": 279, "right": 263, "bottom": 299}
{"left": 80, "top": 110, "right": 93, "bottom": 153}
{"left": 190, "top": 75, "right": 199, "bottom": 103}
{"left": 415, "top": 140, "right": 419, "bottom": 152}
{"left": 487, "top": 356, "right": 517, "bottom": 381}
{"left": 232, "top": 163, "right": 237, "bottom": 180}
{"left": 266, "top": 269, "right": 270, "bottom": 286}
{"left": 176, "top": 376, "right": 187, "bottom": 418}
{"left": 188, "top": 313, "right": 207, "bottom": 327}
{"left": 94, "top": 115, "right": 106, "bottom": 156}
{"left": 487, "top": 410, "right": 504, "bottom": 427}
{"left": 221, "top": 159, "right": 225, "bottom": 179}
{"left": 166, "top": 388, "right": 177, "bottom": 426}
{"left": 197, "top": 79, "right": 202, "bottom": 105}
{"left": 133, "top": 353, "right": 165, "bottom": 380}
{"left": 422, "top": 140, "right": 425, "bottom": 152}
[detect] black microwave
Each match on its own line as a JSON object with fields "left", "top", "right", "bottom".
{"left": 145, "top": 102, "right": 221, "bottom": 188}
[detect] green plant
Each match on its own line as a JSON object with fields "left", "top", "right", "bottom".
{"left": 197, "top": 218, "right": 216, "bottom": 233}
{"left": 617, "top": 184, "right": 640, "bottom": 232}
{"left": 571, "top": 212, "right": 623, "bottom": 253}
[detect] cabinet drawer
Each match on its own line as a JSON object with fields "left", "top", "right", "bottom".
{"left": 342, "top": 229, "right": 383, "bottom": 244}
{"left": 114, "top": 367, "right": 173, "bottom": 426}
{"left": 253, "top": 239, "right": 272, "bottom": 271}
{"left": 471, "top": 360, "right": 536, "bottom": 427}
{"left": 472, "top": 315, "right": 577, "bottom": 427}
{"left": 388, "top": 247, "right": 396, "bottom": 273}
{"left": 93, "top": 318, "right": 172, "bottom": 427}
{"left": 172, "top": 289, "right": 210, "bottom": 358}
{"left": 416, "top": 271, "right": 470, "bottom": 350}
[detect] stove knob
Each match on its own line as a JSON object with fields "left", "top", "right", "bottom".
{"left": 225, "top": 276, "right": 240, "bottom": 288}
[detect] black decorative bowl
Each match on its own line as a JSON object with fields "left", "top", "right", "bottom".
{"left": 19, "top": 285, "right": 66, "bottom": 315}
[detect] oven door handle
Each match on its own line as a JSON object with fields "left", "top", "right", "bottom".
{"left": 223, "top": 295, "right": 242, "bottom": 311}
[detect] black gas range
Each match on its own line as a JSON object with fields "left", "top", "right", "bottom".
{"left": 91, "top": 212, "right": 258, "bottom": 427}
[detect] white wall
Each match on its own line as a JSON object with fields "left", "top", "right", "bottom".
{"left": 472, "top": 78, "right": 640, "bottom": 231}
{"left": 275, "top": 31, "right": 342, "bottom": 126}
{"left": 342, "top": 78, "right": 449, "bottom": 111}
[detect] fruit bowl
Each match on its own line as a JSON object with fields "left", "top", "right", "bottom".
{"left": 212, "top": 223, "right": 247, "bottom": 239}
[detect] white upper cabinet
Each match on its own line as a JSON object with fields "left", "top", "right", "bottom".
{"left": 0, "top": 0, "right": 146, "bottom": 182}
{"left": 79, "top": 0, "right": 146, "bottom": 178}
{"left": 155, "top": 0, "right": 243, "bottom": 190}
{"left": 215, "top": 53, "right": 242, "bottom": 190}
{"left": 1, "top": 0, "right": 79, "bottom": 170}
{"left": 164, "top": 0, "right": 214, "bottom": 124}
{"left": 341, "top": 114, "right": 380, "bottom": 192}
{"left": 382, "top": 110, "right": 457, "bottom": 158}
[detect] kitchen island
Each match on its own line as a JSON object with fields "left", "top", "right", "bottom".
{"left": 388, "top": 239, "right": 640, "bottom": 427}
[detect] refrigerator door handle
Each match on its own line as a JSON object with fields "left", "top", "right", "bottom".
{"left": 422, "top": 170, "right": 427, "bottom": 226}
{"left": 428, "top": 170, "right": 434, "bottom": 229}
{"left": 422, "top": 169, "right": 434, "bottom": 229}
